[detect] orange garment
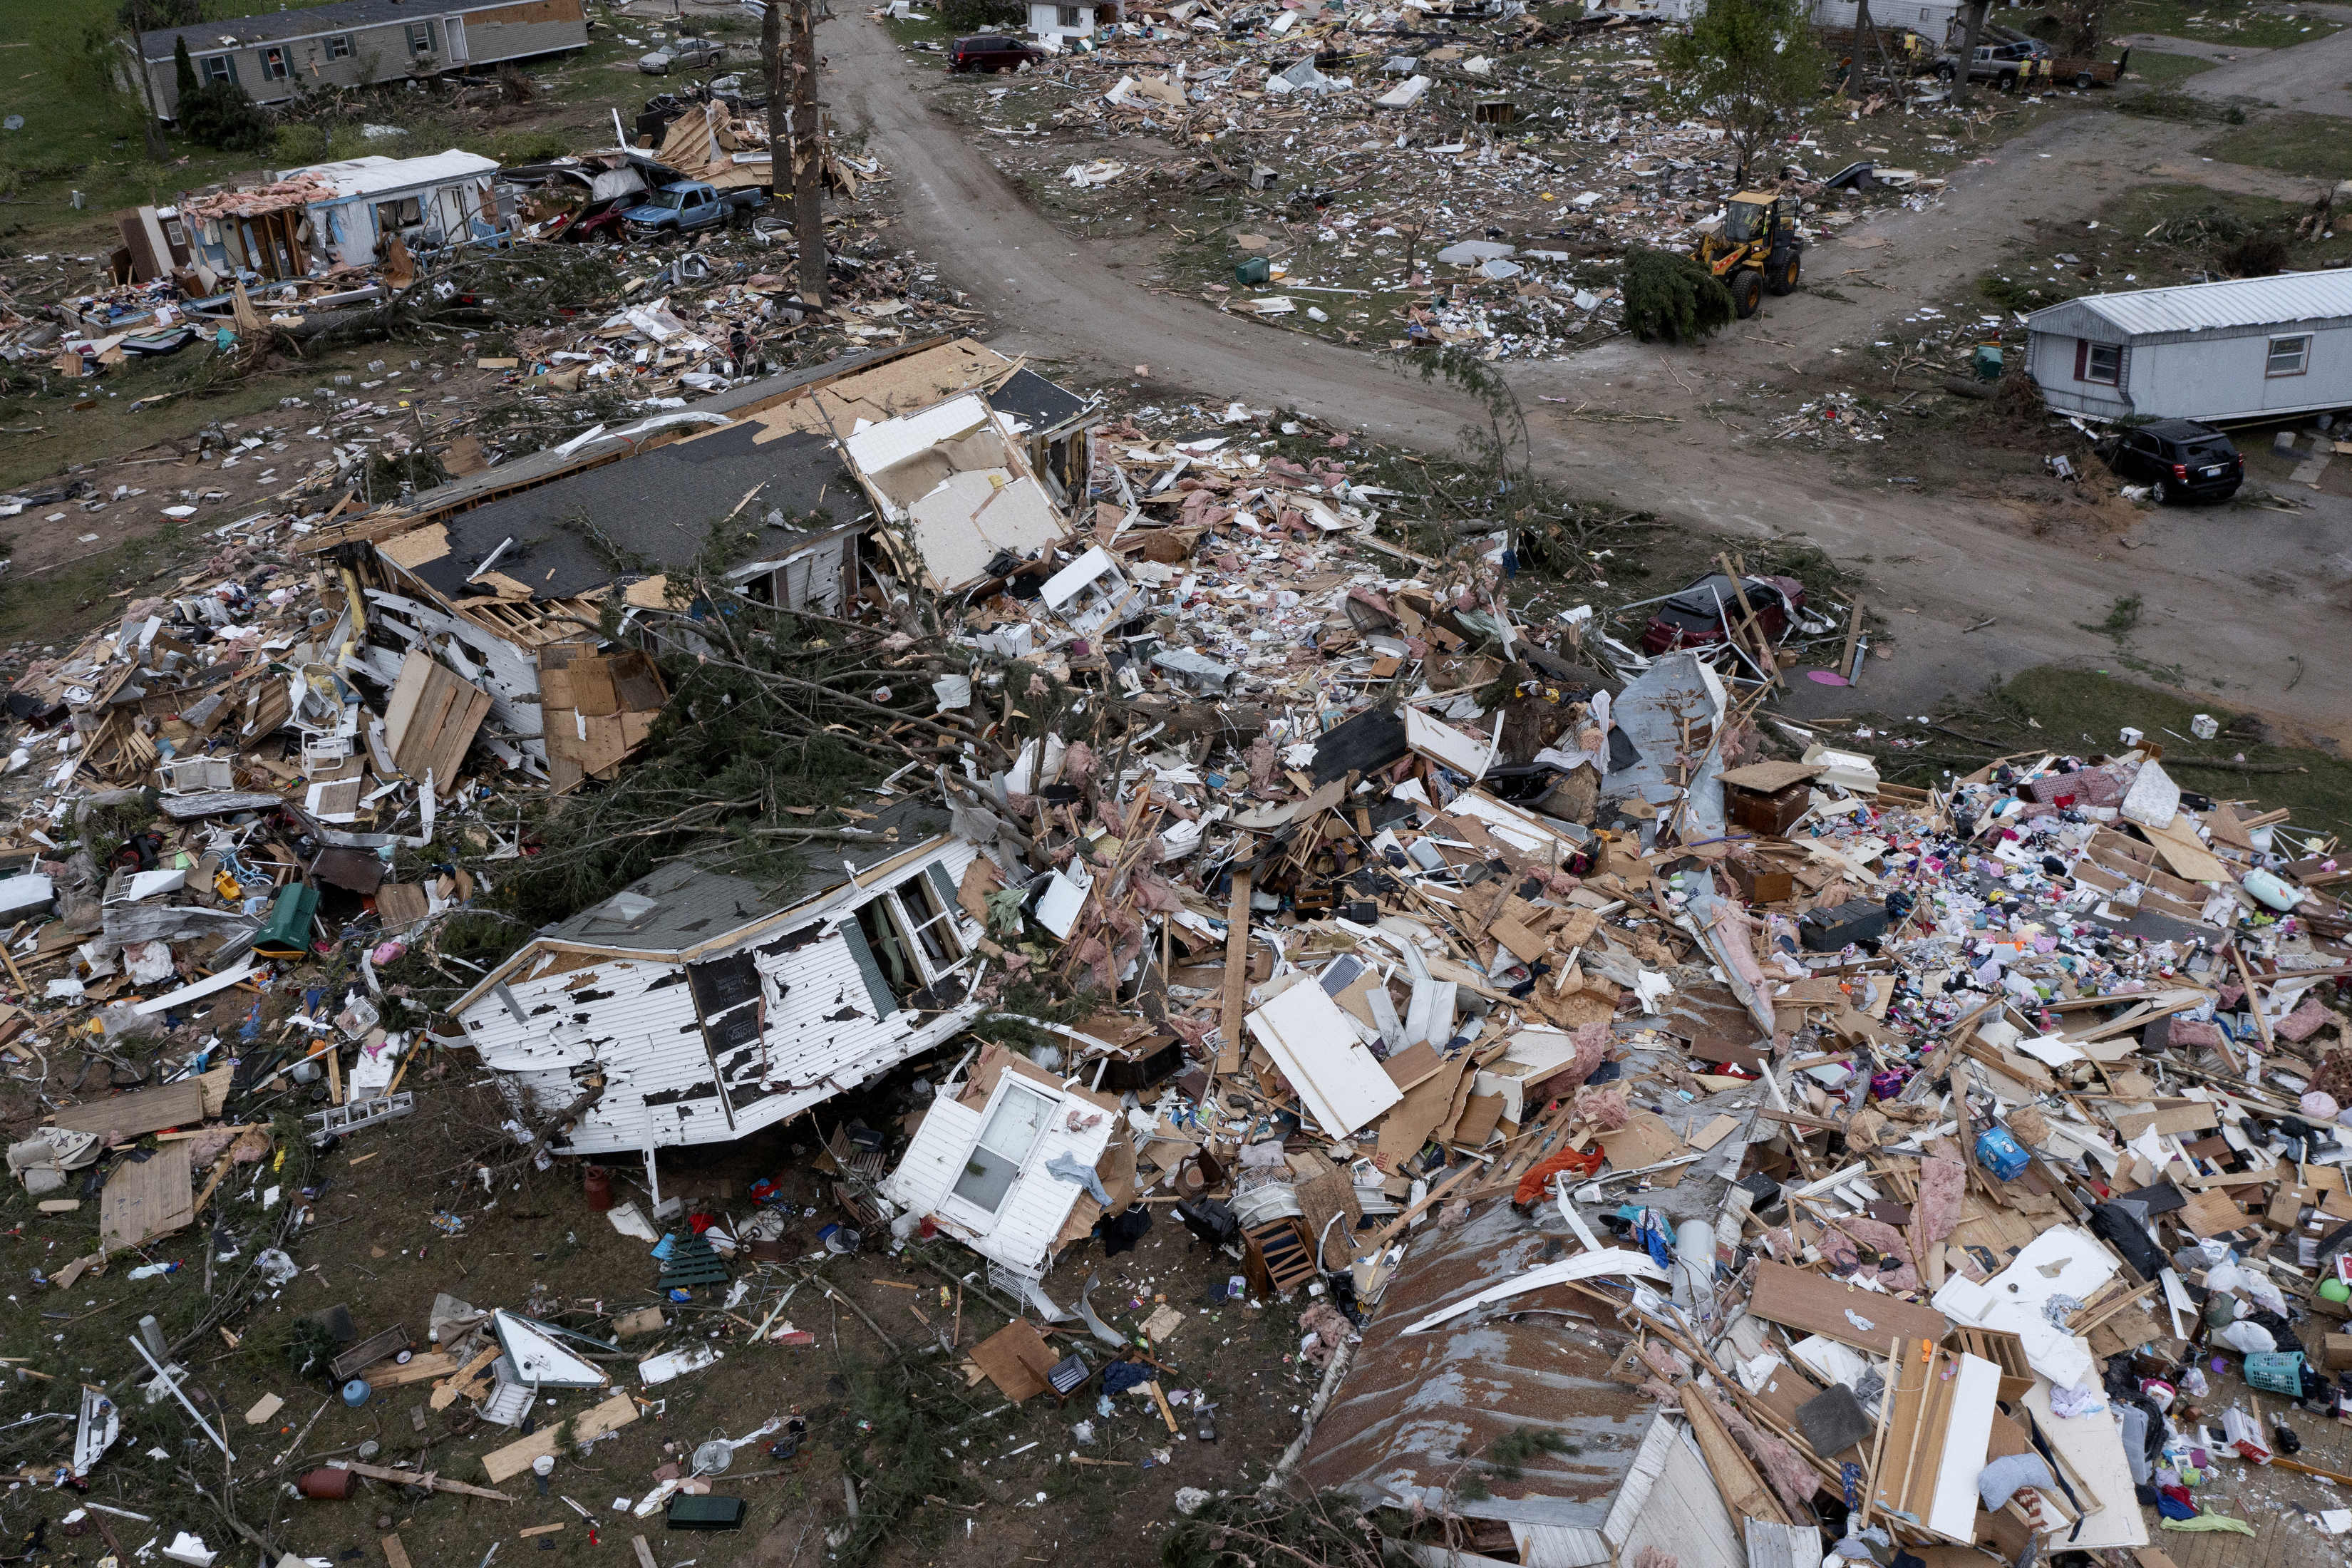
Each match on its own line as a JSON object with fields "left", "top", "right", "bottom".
{"left": 1512, "top": 1144, "right": 1606, "bottom": 1207}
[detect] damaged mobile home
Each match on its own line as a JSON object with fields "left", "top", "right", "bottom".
{"left": 450, "top": 797, "right": 989, "bottom": 1157}
{"left": 319, "top": 336, "right": 1102, "bottom": 790}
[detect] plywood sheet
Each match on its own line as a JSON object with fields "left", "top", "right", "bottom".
{"left": 2137, "top": 813, "right": 2228, "bottom": 886}
{"left": 1748, "top": 1260, "right": 1947, "bottom": 1352}
{"left": 100, "top": 1140, "right": 193, "bottom": 1249}
{"left": 480, "top": 1389, "right": 637, "bottom": 1483}
{"left": 49, "top": 1079, "right": 205, "bottom": 1138}
{"left": 383, "top": 650, "right": 492, "bottom": 795}
{"left": 969, "top": 1318, "right": 1058, "bottom": 1403}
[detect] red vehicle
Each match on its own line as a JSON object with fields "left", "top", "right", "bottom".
{"left": 1638, "top": 572, "right": 1807, "bottom": 656}
{"left": 949, "top": 34, "right": 1046, "bottom": 73}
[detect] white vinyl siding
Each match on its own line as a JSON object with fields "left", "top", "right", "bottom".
{"left": 883, "top": 1063, "right": 1118, "bottom": 1278}
{"left": 460, "top": 840, "right": 981, "bottom": 1156}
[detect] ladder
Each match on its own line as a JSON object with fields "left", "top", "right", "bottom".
{"left": 305, "top": 1093, "right": 416, "bottom": 1145}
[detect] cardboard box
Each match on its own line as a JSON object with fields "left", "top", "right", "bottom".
{"left": 2324, "top": 1334, "right": 2352, "bottom": 1371}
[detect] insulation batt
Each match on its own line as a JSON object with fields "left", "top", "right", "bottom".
{"left": 1913, "top": 1155, "right": 1966, "bottom": 1249}
{"left": 1827, "top": 1214, "right": 1918, "bottom": 1293}
{"left": 1574, "top": 1085, "right": 1630, "bottom": 1130}
{"left": 1706, "top": 1387, "right": 1817, "bottom": 1515}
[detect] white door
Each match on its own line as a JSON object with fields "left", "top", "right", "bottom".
{"left": 446, "top": 18, "right": 469, "bottom": 62}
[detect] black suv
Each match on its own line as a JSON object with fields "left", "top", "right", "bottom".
{"left": 950, "top": 35, "right": 1046, "bottom": 72}
{"left": 2100, "top": 419, "right": 2244, "bottom": 505}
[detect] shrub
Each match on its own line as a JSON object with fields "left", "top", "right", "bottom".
{"left": 1619, "top": 246, "right": 1735, "bottom": 344}
{"left": 2220, "top": 234, "right": 2289, "bottom": 276}
{"left": 939, "top": 0, "right": 1025, "bottom": 31}
{"left": 180, "top": 81, "right": 275, "bottom": 153}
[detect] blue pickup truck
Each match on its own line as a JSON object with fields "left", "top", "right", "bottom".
{"left": 621, "top": 180, "right": 766, "bottom": 237}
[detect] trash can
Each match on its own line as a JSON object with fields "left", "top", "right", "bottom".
{"left": 1234, "top": 257, "right": 1271, "bottom": 287}
{"left": 298, "top": 1468, "right": 357, "bottom": 1500}
{"left": 1972, "top": 343, "right": 2004, "bottom": 381}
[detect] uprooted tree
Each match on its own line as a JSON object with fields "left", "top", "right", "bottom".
{"left": 1654, "top": 0, "right": 1823, "bottom": 187}
{"left": 1619, "top": 245, "right": 1737, "bottom": 345}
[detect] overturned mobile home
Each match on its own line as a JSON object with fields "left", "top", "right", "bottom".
{"left": 450, "top": 796, "right": 989, "bottom": 1156}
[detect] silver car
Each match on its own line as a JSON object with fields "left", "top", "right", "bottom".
{"left": 638, "top": 39, "right": 726, "bottom": 73}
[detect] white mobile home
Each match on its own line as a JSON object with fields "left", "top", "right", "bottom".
{"left": 450, "top": 798, "right": 986, "bottom": 1159}
{"left": 2026, "top": 270, "right": 2352, "bottom": 424}
{"left": 282, "top": 150, "right": 507, "bottom": 264}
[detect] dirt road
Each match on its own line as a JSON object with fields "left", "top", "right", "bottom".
{"left": 828, "top": 22, "right": 2351, "bottom": 737}
{"left": 2175, "top": 3, "right": 2352, "bottom": 117}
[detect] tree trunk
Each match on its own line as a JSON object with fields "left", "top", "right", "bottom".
{"left": 762, "top": 0, "right": 787, "bottom": 207}
{"left": 125, "top": 9, "right": 170, "bottom": 162}
{"left": 2070, "top": 0, "right": 2103, "bottom": 58}
{"left": 1849, "top": 0, "right": 1874, "bottom": 98}
{"left": 789, "top": 0, "right": 828, "bottom": 306}
{"left": 1953, "top": 0, "right": 1991, "bottom": 107}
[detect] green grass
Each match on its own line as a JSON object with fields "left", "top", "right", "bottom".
{"left": 2101, "top": 0, "right": 2342, "bottom": 48}
{"left": 2196, "top": 110, "right": 2352, "bottom": 179}
{"left": 1976, "top": 184, "right": 2343, "bottom": 321}
{"left": 2121, "top": 49, "right": 2222, "bottom": 83}
{"left": 0, "top": 0, "right": 661, "bottom": 259}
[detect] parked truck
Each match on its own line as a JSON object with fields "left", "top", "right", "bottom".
{"left": 620, "top": 180, "right": 765, "bottom": 237}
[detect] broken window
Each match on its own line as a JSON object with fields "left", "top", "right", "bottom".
{"left": 260, "top": 46, "right": 290, "bottom": 80}
{"left": 406, "top": 20, "right": 439, "bottom": 56}
{"left": 201, "top": 54, "right": 235, "bottom": 85}
{"left": 327, "top": 34, "right": 354, "bottom": 61}
{"left": 1058, "top": 5, "right": 1085, "bottom": 24}
{"left": 855, "top": 895, "right": 922, "bottom": 1005}
{"left": 951, "top": 1080, "right": 1055, "bottom": 1214}
{"left": 894, "top": 869, "right": 966, "bottom": 969}
{"left": 375, "top": 196, "right": 424, "bottom": 234}
{"left": 2266, "top": 335, "right": 2310, "bottom": 378}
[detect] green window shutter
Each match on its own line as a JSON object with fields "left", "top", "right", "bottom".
{"left": 835, "top": 914, "right": 898, "bottom": 1021}
{"left": 926, "top": 862, "right": 959, "bottom": 913}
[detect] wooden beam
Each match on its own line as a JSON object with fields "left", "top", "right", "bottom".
{"left": 1217, "top": 853, "right": 1253, "bottom": 1074}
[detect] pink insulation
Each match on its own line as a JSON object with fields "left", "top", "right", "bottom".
{"left": 1706, "top": 1388, "right": 1818, "bottom": 1516}
{"left": 1914, "top": 1155, "right": 1966, "bottom": 1248}
{"left": 1575, "top": 1085, "right": 1631, "bottom": 1130}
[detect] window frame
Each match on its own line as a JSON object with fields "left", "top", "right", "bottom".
{"left": 259, "top": 46, "right": 290, "bottom": 81}
{"left": 2266, "top": 334, "right": 2311, "bottom": 378}
{"left": 2080, "top": 341, "right": 2122, "bottom": 386}
{"left": 200, "top": 53, "right": 236, "bottom": 86}
{"left": 946, "top": 1077, "right": 1058, "bottom": 1218}
{"left": 406, "top": 20, "right": 438, "bottom": 56}
{"left": 326, "top": 33, "right": 354, "bottom": 61}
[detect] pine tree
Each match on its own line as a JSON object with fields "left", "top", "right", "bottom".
{"left": 173, "top": 35, "right": 197, "bottom": 101}
{"left": 1620, "top": 247, "right": 1736, "bottom": 346}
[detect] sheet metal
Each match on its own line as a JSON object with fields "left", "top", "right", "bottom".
{"left": 1297, "top": 1200, "right": 1659, "bottom": 1513}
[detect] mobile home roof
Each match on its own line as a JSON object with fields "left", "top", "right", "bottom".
{"left": 2028, "top": 268, "right": 2352, "bottom": 339}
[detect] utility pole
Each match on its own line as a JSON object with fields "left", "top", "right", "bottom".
{"left": 1952, "top": 0, "right": 1991, "bottom": 108}
{"left": 788, "top": 0, "right": 828, "bottom": 308}
{"left": 761, "top": 0, "right": 828, "bottom": 308}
